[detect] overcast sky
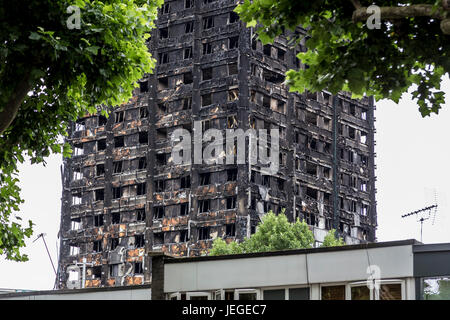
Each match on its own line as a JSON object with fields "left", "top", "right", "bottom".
{"left": 0, "top": 77, "right": 449, "bottom": 291}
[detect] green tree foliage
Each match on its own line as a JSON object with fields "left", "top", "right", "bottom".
{"left": 0, "top": 0, "right": 162, "bottom": 261}
{"left": 236, "top": 0, "right": 450, "bottom": 116}
{"left": 321, "top": 229, "right": 345, "bottom": 247}
{"left": 209, "top": 211, "right": 315, "bottom": 256}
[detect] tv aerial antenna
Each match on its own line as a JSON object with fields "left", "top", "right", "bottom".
{"left": 33, "top": 233, "right": 57, "bottom": 276}
{"left": 401, "top": 191, "right": 438, "bottom": 243}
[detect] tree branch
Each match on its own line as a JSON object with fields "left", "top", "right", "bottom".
{"left": 0, "top": 72, "right": 33, "bottom": 135}
{"left": 353, "top": 4, "right": 450, "bottom": 34}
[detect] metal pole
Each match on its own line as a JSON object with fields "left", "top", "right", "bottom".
{"left": 82, "top": 258, "right": 86, "bottom": 289}
{"left": 41, "top": 234, "right": 57, "bottom": 276}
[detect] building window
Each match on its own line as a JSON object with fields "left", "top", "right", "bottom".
{"left": 114, "top": 111, "right": 124, "bottom": 123}
{"left": 158, "top": 52, "right": 169, "bottom": 64}
{"left": 229, "top": 11, "right": 239, "bottom": 24}
{"left": 153, "top": 206, "right": 165, "bottom": 219}
{"left": 202, "top": 67, "right": 213, "bottom": 81}
{"left": 180, "top": 203, "right": 189, "bottom": 216}
{"left": 94, "top": 189, "right": 104, "bottom": 201}
{"left": 139, "top": 131, "right": 148, "bottom": 144}
{"left": 111, "top": 212, "right": 120, "bottom": 224}
{"left": 137, "top": 183, "right": 146, "bottom": 196}
{"left": 135, "top": 234, "right": 145, "bottom": 248}
{"left": 181, "top": 175, "right": 191, "bottom": 188}
{"left": 139, "top": 81, "right": 148, "bottom": 92}
{"left": 227, "top": 168, "right": 237, "bottom": 181}
{"left": 185, "top": 21, "right": 194, "bottom": 33}
{"left": 112, "top": 186, "right": 122, "bottom": 199}
{"left": 98, "top": 115, "right": 108, "bottom": 126}
{"left": 184, "top": 47, "right": 192, "bottom": 59}
{"left": 134, "top": 262, "right": 143, "bottom": 274}
{"left": 229, "top": 36, "right": 239, "bottom": 49}
{"left": 203, "top": 17, "right": 214, "bottom": 29}
{"left": 136, "top": 209, "right": 146, "bottom": 222}
{"left": 198, "top": 199, "right": 210, "bottom": 213}
{"left": 93, "top": 240, "right": 102, "bottom": 253}
{"left": 97, "top": 139, "right": 106, "bottom": 151}
{"left": 114, "top": 136, "right": 124, "bottom": 148}
{"left": 198, "top": 227, "right": 210, "bottom": 240}
{"left": 185, "top": 0, "right": 193, "bottom": 8}
{"left": 138, "top": 157, "right": 147, "bottom": 170}
{"left": 226, "top": 196, "right": 236, "bottom": 209}
{"left": 160, "top": 27, "right": 168, "bottom": 39}
{"left": 110, "top": 237, "right": 120, "bottom": 250}
{"left": 94, "top": 214, "right": 104, "bottom": 227}
{"left": 225, "top": 223, "right": 235, "bottom": 237}
{"left": 161, "top": 2, "right": 170, "bottom": 14}
{"left": 202, "top": 93, "right": 212, "bottom": 106}
{"left": 199, "top": 172, "right": 211, "bottom": 185}
{"left": 321, "top": 285, "right": 345, "bottom": 300}
{"left": 113, "top": 160, "right": 123, "bottom": 174}
{"left": 203, "top": 43, "right": 212, "bottom": 55}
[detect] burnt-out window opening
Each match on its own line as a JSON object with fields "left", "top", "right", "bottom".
{"left": 349, "top": 103, "right": 356, "bottom": 116}
{"left": 263, "top": 69, "right": 285, "bottom": 84}
{"left": 160, "top": 27, "right": 168, "bottom": 39}
{"left": 139, "top": 80, "right": 149, "bottom": 92}
{"left": 94, "top": 189, "right": 104, "bottom": 201}
{"left": 161, "top": 2, "right": 170, "bottom": 14}
{"left": 134, "top": 262, "right": 143, "bottom": 274}
{"left": 185, "top": 0, "right": 193, "bottom": 8}
{"left": 226, "top": 196, "right": 237, "bottom": 209}
{"left": 306, "top": 187, "right": 318, "bottom": 200}
{"left": 198, "top": 227, "right": 210, "bottom": 240}
{"left": 251, "top": 170, "right": 256, "bottom": 183}
{"left": 199, "top": 172, "right": 211, "bottom": 185}
{"left": 229, "top": 11, "right": 239, "bottom": 24}
{"left": 229, "top": 36, "right": 239, "bottom": 49}
{"left": 310, "top": 138, "right": 317, "bottom": 150}
{"left": 154, "top": 206, "right": 165, "bottom": 219}
{"left": 201, "top": 92, "right": 213, "bottom": 106}
{"left": 203, "top": 16, "right": 214, "bottom": 29}
{"left": 181, "top": 175, "right": 191, "bottom": 188}
{"left": 155, "top": 180, "right": 165, "bottom": 192}
{"left": 323, "top": 167, "right": 331, "bottom": 179}
{"left": 137, "top": 209, "right": 146, "bottom": 222}
{"left": 110, "top": 237, "right": 120, "bottom": 250}
{"left": 202, "top": 119, "right": 211, "bottom": 132}
{"left": 202, "top": 67, "right": 213, "bottom": 81}
{"left": 361, "top": 110, "right": 367, "bottom": 120}
{"left": 180, "top": 203, "right": 189, "bottom": 216}
{"left": 203, "top": 42, "right": 212, "bottom": 55}
{"left": 348, "top": 126, "right": 356, "bottom": 139}
{"left": 98, "top": 115, "right": 108, "bottom": 126}
{"left": 185, "top": 21, "right": 194, "bottom": 33}
{"left": 305, "top": 211, "right": 316, "bottom": 226}
{"left": 184, "top": 47, "right": 192, "bottom": 59}
{"left": 306, "top": 162, "right": 317, "bottom": 176}
{"left": 96, "top": 164, "right": 105, "bottom": 176}
{"left": 277, "top": 48, "right": 285, "bottom": 61}
{"left": 360, "top": 131, "right": 367, "bottom": 144}
{"left": 92, "top": 266, "right": 102, "bottom": 279}
{"left": 97, "top": 139, "right": 106, "bottom": 151}
{"left": 112, "top": 186, "right": 122, "bottom": 199}
{"left": 305, "top": 111, "right": 317, "bottom": 125}
{"left": 262, "top": 95, "right": 270, "bottom": 108}
{"left": 109, "top": 264, "right": 119, "bottom": 277}
{"left": 228, "top": 63, "right": 238, "bottom": 75}
{"left": 263, "top": 44, "right": 271, "bottom": 56}
{"left": 113, "top": 160, "right": 123, "bottom": 174}
{"left": 198, "top": 199, "right": 210, "bottom": 213}
{"left": 227, "top": 115, "right": 238, "bottom": 128}
{"left": 159, "top": 52, "right": 169, "bottom": 64}
{"left": 140, "top": 107, "right": 149, "bottom": 119}
{"left": 135, "top": 234, "right": 145, "bottom": 248}
{"left": 138, "top": 157, "right": 147, "bottom": 170}
{"left": 179, "top": 230, "right": 188, "bottom": 242}
{"left": 139, "top": 131, "right": 148, "bottom": 144}
{"left": 156, "top": 153, "right": 167, "bottom": 166}
{"left": 262, "top": 175, "right": 270, "bottom": 187}
{"left": 114, "top": 136, "right": 124, "bottom": 148}
{"left": 153, "top": 232, "right": 164, "bottom": 245}
{"left": 158, "top": 77, "right": 169, "bottom": 90}
{"left": 94, "top": 214, "right": 104, "bottom": 227}
{"left": 71, "top": 217, "right": 82, "bottom": 231}
{"left": 115, "top": 111, "right": 124, "bottom": 123}
{"left": 183, "top": 97, "right": 192, "bottom": 110}
{"left": 228, "top": 89, "right": 238, "bottom": 102}
{"left": 360, "top": 154, "right": 368, "bottom": 166}
{"left": 93, "top": 240, "right": 102, "bottom": 252}
{"left": 227, "top": 168, "right": 237, "bottom": 181}
{"left": 277, "top": 177, "right": 284, "bottom": 191}
{"left": 111, "top": 212, "right": 121, "bottom": 224}
{"left": 226, "top": 223, "right": 236, "bottom": 237}
{"left": 183, "top": 72, "right": 193, "bottom": 84}
{"left": 137, "top": 183, "right": 146, "bottom": 196}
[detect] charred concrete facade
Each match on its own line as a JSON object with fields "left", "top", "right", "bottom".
{"left": 57, "top": 0, "right": 377, "bottom": 289}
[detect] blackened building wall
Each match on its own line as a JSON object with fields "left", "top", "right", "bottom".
{"left": 57, "top": 0, "right": 377, "bottom": 289}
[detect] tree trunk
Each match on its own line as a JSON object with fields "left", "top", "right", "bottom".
{"left": 0, "top": 72, "right": 33, "bottom": 135}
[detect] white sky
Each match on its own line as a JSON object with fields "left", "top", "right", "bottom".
{"left": 0, "top": 77, "right": 449, "bottom": 291}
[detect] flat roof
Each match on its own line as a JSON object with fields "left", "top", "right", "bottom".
{"left": 165, "top": 239, "right": 421, "bottom": 264}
